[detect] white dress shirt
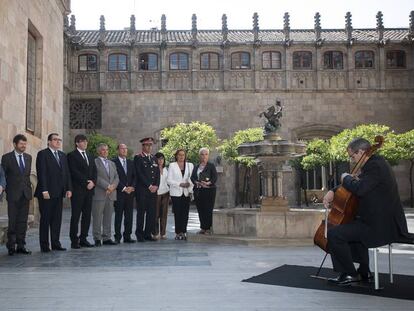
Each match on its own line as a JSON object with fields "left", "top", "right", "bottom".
{"left": 157, "top": 167, "right": 169, "bottom": 195}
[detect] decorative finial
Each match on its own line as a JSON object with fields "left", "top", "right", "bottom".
{"left": 345, "top": 12, "right": 353, "bottom": 42}
{"left": 284, "top": 12, "right": 290, "bottom": 42}
{"left": 64, "top": 15, "right": 69, "bottom": 31}
{"left": 410, "top": 11, "right": 414, "bottom": 34}
{"left": 376, "top": 11, "right": 384, "bottom": 41}
{"left": 100, "top": 15, "right": 105, "bottom": 32}
{"left": 314, "top": 12, "right": 321, "bottom": 41}
{"left": 69, "top": 14, "right": 76, "bottom": 32}
{"left": 192, "top": 14, "right": 197, "bottom": 41}
{"left": 222, "top": 14, "right": 228, "bottom": 42}
{"left": 253, "top": 12, "right": 259, "bottom": 42}
{"left": 161, "top": 14, "right": 166, "bottom": 33}
{"left": 130, "top": 15, "right": 136, "bottom": 33}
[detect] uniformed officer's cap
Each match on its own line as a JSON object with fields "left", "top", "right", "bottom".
{"left": 140, "top": 137, "right": 155, "bottom": 145}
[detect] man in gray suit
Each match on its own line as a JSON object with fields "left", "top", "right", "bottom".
{"left": 92, "top": 143, "right": 119, "bottom": 246}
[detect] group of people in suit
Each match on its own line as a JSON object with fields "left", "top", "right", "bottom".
{"left": 0, "top": 133, "right": 218, "bottom": 255}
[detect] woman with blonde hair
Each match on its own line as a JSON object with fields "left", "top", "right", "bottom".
{"left": 167, "top": 149, "right": 194, "bottom": 240}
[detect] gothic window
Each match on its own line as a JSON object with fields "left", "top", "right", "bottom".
{"left": 78, "top": 54, "right": 97, "bottom": 71}
{"left": 70, "top": 99, "right": 102, "bottom": 129}
{"left": 323, "top": 51, "right": 343, "bottom": 69}
{"left": 200, "top": 52, "right": 219, "bottom": 70}
{"left": 169, "top": 52, "right": 189, "bottom": 70}
{"left": 139, "top": 53, "right": 158, "bottom": 70}
{"left": 355, "top": 51, "right": 374, "bottom": 69}
{"left": 26, "top": 31, "right": 37, "bottom": 133}
{"left": 293, "top": 51, "right": 312, "bottom": 69}
{"left": 108, "top": 53, "right": 128, "bottom": 71}
{"left": 262, "top": 51, "right": 281, "bottom": 69}
{"left": 386, "top": 50, "right": 406, "bottom": 69}
{"left": 231, "top": 52, "right": 250, "bottom": 69}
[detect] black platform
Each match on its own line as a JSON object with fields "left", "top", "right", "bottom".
{"left": 243, "top": 264, "right": 414, "bottom": 301}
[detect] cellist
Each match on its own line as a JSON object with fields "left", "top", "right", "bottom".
{"left": 322, "top": 138, "right": 409, "bottom": 286}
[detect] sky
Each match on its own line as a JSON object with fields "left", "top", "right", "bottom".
{"left": 70, "top": 0, "right": 413, "bottom": 30}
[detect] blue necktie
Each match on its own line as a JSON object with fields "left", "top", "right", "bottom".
{"left": 54, "top": 151, "right": 61, "bottom": 167}
{"left": 122, "top": 159, "right": 127, "bottom": 174}
{"left": 18, "top": 154, "right": 25, "bottom": 174}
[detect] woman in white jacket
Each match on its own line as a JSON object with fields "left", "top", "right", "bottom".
{"left": 167, "top": 149, "right": 194, "bottom": 240}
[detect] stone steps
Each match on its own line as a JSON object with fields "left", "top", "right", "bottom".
{"left": 187, "top": 232, "right": 314, "bottom": 247}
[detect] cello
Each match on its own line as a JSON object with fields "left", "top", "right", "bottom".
{"left": 313, "top": 135, "right": 384, "bottom": 252}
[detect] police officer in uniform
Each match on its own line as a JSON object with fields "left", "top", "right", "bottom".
{"left": 134, "top": 137, "right": 160, "bottom": 242}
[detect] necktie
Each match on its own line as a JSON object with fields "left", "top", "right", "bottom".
{"left": 18, "top": 154, "right": 25, "bottom": 174}
{"left": 54, "top": 151, "right": 61, "bottom": 167}
{"left": 82, "top": 152, "right": 89, "bottom": 165}
{"left": 104, "top": 159, "right": 109, "bottom": 175}
{"left": 122, "top": 159, "right": 127, "bottom": 174}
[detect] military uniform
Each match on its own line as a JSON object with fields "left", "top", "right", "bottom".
{"left": 134, "top": 151, "right": 160, "bottom": 241}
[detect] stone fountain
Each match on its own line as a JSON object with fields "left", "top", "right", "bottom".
{"left": 205, "top": 100, "right": 325, "bottom": 245}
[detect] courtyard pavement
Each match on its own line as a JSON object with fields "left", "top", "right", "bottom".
{"left": 0, "top": 207, "right": 413, "bottom": 311}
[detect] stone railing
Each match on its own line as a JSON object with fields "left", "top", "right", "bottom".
{"left": 69, "top": 68, "right": 413, "bottom": 92}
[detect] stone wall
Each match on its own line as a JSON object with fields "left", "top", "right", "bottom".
{"left": 67, "top": 90, "right": 414, "bottom": 207}
{"left": 0, "top": 0, "right": 69, "bottom": 215}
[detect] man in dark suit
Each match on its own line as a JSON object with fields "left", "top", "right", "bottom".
{"left": 67, "top": 134, "right": 97, "bottom": 249}
{"left": 113, "top": 143, "right": 136, "bottom": 243}
{"left": 1, "top": 134, "right": 32, "bottom": 255}
{"left": 323, "top": 138, "right": 409, "bottom": 285}
{"left": 134, "top": 137, "right": 160, "bottom": 242}
{"left": 35, "top": 133, "right": 72, "bottom": 252}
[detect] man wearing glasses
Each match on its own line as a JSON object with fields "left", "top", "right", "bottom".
{"left": 35, "top": 133, "right": 72, "bottom": 252}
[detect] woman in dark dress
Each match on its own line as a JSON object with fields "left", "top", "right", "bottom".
{"left": 191, "top": 147, "right": 217, "bottom": 234}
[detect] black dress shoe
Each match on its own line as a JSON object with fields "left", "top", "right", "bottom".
{"left": 8, "top": 248, "right": 15, "bottom": 256}
{"left": 124, "top": 238, "right": 136, "bottom": 243}
{"left": 358, "top": 271, "right": 374, "bottom": 283}
{"left": 328, "top": 273, "right": 358, "bottom": 286}
{"left": 41, "top": 247, "right": 51, "bottom": 253}
{"left": 144, "top": 236, "right": 156, "bottom": 242}
{"left": 71, "top": 242, "right": 81, "bottom": 249}
{"left": 102, "top": 239, "right": 117, "bottom": 245}
{"left": 52, "top": 246, "right": 67, "bottom": 251}
{"left": 79, "top": 240, "right": 94, "bottom": 248}
{"left": 114, "top": 238, "right": 121, "bottom": 244}
{"left": 95, "top": 240, "right": 102, "bottom": 247}
{"left": 137, "top": 237, "right": 145, "bottom": 242}
{"left": 16, "top": 247, "right": 32, "bottom": 255}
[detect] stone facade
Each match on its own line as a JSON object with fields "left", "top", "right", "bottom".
{"left": 0, "top": 0, "right": 70, "bottom": 216}
{"left": 65, "top": 12, "right": 414, "bottom": 207}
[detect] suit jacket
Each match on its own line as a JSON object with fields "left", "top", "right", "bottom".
{"left": 0, "top": 164, "right": 6, "bottom": 200}
{"left": 342, "top": 154, "right": 409, "bottom": 247}
{"left": 1, "top": 151, "right": 32, "bottom": 201}
{"left": 191, "top": 162, "right": 218, "bottom": 188}
{"left": 112, "top": 157, "right": 135, "bottom": 201}
{"left": 67, "top": 149, "right": 97, "bottom": 194}
{"left": 167, "top": 161, "right": 194, "bottom": 197}
{"left": 93, "top": 158, "right": 119, "bottom": 201}
{"left": 134, "top": 154, "right": 160, "bottom": 196}
{"left": 34, "top": 148, "right": 72, "bottom": 199}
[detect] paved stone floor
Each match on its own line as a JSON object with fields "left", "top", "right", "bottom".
{"left": 0, "top": 207, "right": 413, "bottom": 310}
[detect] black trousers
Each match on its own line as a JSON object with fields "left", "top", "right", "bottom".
{"left": 114, "top": 192, "right": 134, "bottom": 240}
{"left": 70, "top": 190, "right": 93, "bottom": 243}
{"left": 135, "top": 189, "right": 156, "bottom": 239}
{"left": 327, "top": 221, "right": 370, "bottom": 275}
{"left": 194, "top": 188, "right": 216, "bottom": 230}
{"left": 38, "top": 197, "right": 63, "bottom": 249}
{"left": 6, "top": 196, "right": 30, "bottom": 249}
{"left": 172, "top": 195, "right": 190, "bottom": 234}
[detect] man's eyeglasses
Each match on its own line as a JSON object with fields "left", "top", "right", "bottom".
{"left": 52, "top": 138, "right": 62, "bottom": 142}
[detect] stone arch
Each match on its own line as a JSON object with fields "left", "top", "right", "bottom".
{"left": 291, "top": 123, "right": 344, "bottom": 141}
